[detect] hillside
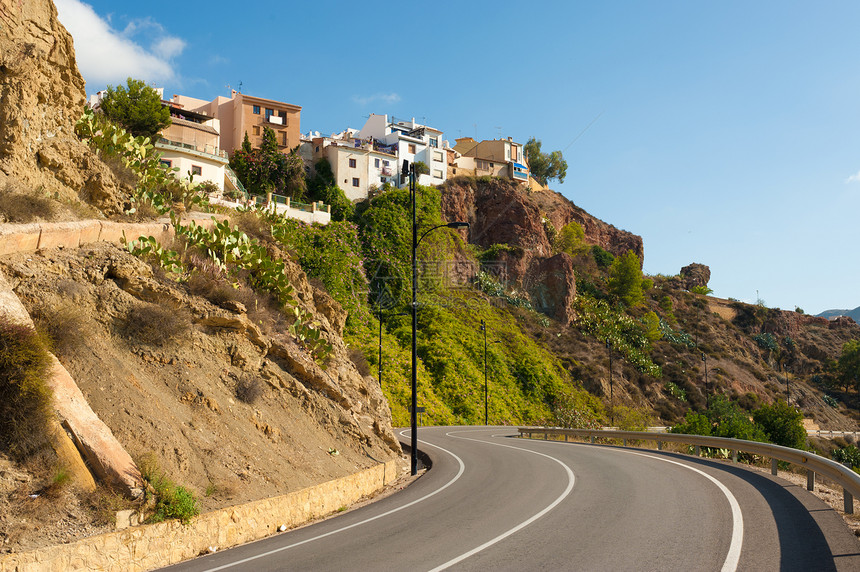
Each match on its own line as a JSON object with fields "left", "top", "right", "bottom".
{"left": 2, "top": 0, "right": 860, "bottom": 559}
{"left": 0, "top": 0, "right": 402, "bottom": 555}
{"left": 819, "top": 307, "right": 860, "bottom": 324}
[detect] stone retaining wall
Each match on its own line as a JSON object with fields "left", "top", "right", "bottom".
{"left": 0, "top": 214, "right": 228, "bottom": 256}
{"left": 0, "top": 459, "right": 399, "bottom": 571}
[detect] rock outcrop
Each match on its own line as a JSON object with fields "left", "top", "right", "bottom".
{"left": 680, "top": 263, "right": 711, "bottom": 290}
{"left": 0, "top": 0, "right": 129, "bottom": 213}
{"left": 440, "top": 177, "right": 642, "bottom": 324}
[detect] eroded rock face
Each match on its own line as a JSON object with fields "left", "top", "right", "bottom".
{"left": 680, "top": 263, "right": 711, "bottom": 290}
{"left": 527, "top": 253, "right": 577, "bottom": 325}
{"left": 0, "top": 0, "right": 128, "bottom": 213}
{"left": 441, "top": 177, "right": 642, "bottom": 324}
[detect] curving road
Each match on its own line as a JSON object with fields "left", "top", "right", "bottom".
{"left": 163, "top": 427, "right": 860, "bottom": 571}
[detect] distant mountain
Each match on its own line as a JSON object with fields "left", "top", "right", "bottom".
{"left": 817, "top": 306, "right": 860, "bottom": 323}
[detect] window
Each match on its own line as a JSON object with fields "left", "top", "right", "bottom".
{"left": 252, "top": 105, "right": 260, "bottom": 115}
{"left": 282, "top": 132, "right": 287, "bottom": 145}
{"left": 408, "top": 144, "right": 416, "bottom": 154}
{"left": 433, "top": 151, "right": 443, "bottom": 162}
{"left": 511, "top": 145, "right": 518, "bottom": 161}
{"left": 383, "top": 160, "right": 390, "bottom": 166}
{"left": 433, "top": 169, "right": 443, "bottom": 179}
{"left": 160, "top": 159, "right": 172, "bottom": 168}
{"left": 253, "top": 125, "right": 260, "bottom": 136}
{"left": 265, "top": 108, "right": 273, "bottom": 118}
{"left": 429, "top": 137, "right": 437, "bottom": 148}
{"left": 191, "top": 165, "right": 202, "bottom": 176}
{"left": 349, "top": 158, "right": 357, "bottom": 168}
{"left": 374, "top": 158, "right": 380, "bottom": 168}
{"left": 352, "top": 177, "right": 360, "bottom": 187}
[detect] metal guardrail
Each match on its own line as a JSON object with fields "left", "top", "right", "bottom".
{"left": 518, "top": 427, "right": 860, "bottom": 514}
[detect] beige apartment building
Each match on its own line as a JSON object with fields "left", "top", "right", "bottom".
{"left": 170, "top": 90, "right": 301, "bottom": 156}
{"left": 156, "top": 104, "right": 228, "bottom": 191}
{"left": 451, "top": 137, "right": 529, "bottom": 183}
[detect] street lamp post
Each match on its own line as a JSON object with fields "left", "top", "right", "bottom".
{"left": 702, "top": 352, "right": 708, "bottom": 394}
{"left": 481, "top": 319, "right": 488, "bottom": 425}
{"left": 378, "top": 305, "right": 383, "bottom": 388}
{"left": 606, "top": 340, "right": 613, "bottom": 427}
{"left": 408, "top": 160, "right": 469, "bottom": 475}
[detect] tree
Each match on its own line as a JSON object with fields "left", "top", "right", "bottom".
{"left": 607, "top": 250, "right": 645, "bottom": 307}
{"left": 229, "top": 127, "right": 306, "bottom": 200}
{"left": 98, "top": 78, "right": 171, "bottom": 140}
{"left": 525, "top": 137, "right": 567, "bottom": 186}
{"left": 838, "top": 339, "right": 860, "bottom": 392}
{"left": 752, "top": 401, "right": 806, "bottom": 450}
{"left": 554, "top": 221, "right": 588, "bottom": 255}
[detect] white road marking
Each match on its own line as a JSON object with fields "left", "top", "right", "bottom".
{"left": 523, "top": 435, "right": 744, "bottom": 572}
{"left": 427, "top": 429, "right": 576, "bottom": 571}
{"left": 620, "top": 449, "right": 744, "bottom": 572}
{"left": 200, "top": 431, "right": 465, "bottom": 572}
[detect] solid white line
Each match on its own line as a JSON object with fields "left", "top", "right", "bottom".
{"left": 201, "top": 433, "right": 465, "bottom": 572}
{"left": 427, "top": 430, "right": 576, "bottom": 571}
{"left": 620, "top": 450, "right": 744, "bottom": 572}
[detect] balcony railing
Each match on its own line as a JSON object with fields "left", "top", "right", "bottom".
{"left": 157, "top": 138, "right": 227, "bottom": 159}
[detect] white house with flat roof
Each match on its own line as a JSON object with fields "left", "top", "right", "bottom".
{"left": 355, "top": 114, "right": 447, "bottom": 187}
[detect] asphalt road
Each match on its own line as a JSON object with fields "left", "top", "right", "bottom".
{"left": 162, "top": 427, "right": 860, "bottom": 571}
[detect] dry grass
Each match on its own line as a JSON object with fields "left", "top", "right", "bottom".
{"left": 0, "top": 183, "right": 56, "bottom": 223}
{"left": 122, "top": 304, "right": 191, "bottom": 347}
{"left": 32, "top": 302, "right": 89, "bottom": 357}
{"left": 235, "top": 374, "right": 265, "bottom": 405}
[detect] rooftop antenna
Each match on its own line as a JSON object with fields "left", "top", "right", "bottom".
{"left": 237, "top": 80, "right": 243, "bottom": 93}
{"left": 495, "top": 126, "right": 502, "bottom": 139}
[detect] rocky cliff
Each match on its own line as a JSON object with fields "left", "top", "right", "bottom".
{"left": 440, "top": 176, "right": 643, "bottom": 324}
{"left": 0, "top": 0, "right": 130, "bottom": 214}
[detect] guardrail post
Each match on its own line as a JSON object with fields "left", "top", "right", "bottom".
{"left": 694, "top": 445, "right": 701, "bottom": 457}
{"left": 771, "top": 458, "right": 778, "bottom": 475}
{"left": 590, "top": 435, "right": 595, "bottom": 444}
{"left": 807, "top": 470, "right": 815, "bottom": 492}
{"left": 844, "top": 490, "right": 854, "bottom": 514}
{"left": 543, "top": 432, "right": 548, "bottom": 440}
{"left": 657, "top": 441, "right": 662, "bottom": 451}
{"left": 564, "top": 434, "right": 569, "bottom": 442}
{"left": 732, "top": 450, "right": 737, "bottom": 463}
{"left": 623, "top": 439, "right": 627, "bottom": 447}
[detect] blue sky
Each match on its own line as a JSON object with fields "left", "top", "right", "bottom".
{"left": 56, "top": 0, "right": 860, "bottom": 315}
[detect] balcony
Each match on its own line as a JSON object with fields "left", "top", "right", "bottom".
{"left": 265, "top": 114, "right": 286, "bottom": 126}
{"left": 156, "top": 138, "right": 228, "bottom": 162}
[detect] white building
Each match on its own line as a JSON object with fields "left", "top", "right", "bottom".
{"left": 306, "top": 131, "right": 398, "bottom": 201}
{"left": 355, "top": 114, "right": 447, "bottom": 188}
{"left": 156, "top": 103, "right": 228, "bottom": 191}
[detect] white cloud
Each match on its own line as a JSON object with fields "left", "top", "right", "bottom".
{"left": 352, "top": 92, "right": 401, "bottom": 106}
{"left": 152, "top": 37, "right": 186, "bottom": 60}
{"left": 846, "top": 170, "right": 860, "bottom": 184}
{"left": 55, "top": 0, "right": 184, "bottom": 90}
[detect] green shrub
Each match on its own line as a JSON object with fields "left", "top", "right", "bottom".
{"left": 138, "top": 453, "right": 199, "bottom": 524}
{"left": 833, "top": 445, "right": 860, "bottom": 472}
{"left": 752, "top": 400, "right": 806, "bottom": 450}
{"left": 0, "top": 318, "right": 54, "bottom": 459}
{"left": 607, "top": 250, "right": 645, "bottom": 307}
{"left": 752, "top": 332, "right": 779, "bottom": 352}
{"left": 690, "top": 285, "right": 713, "bottom": 295}
{"left": 591, "top": 245, "right": 614, "bottom": 269}
{"left": 554, "top": 221, "right": 588, "bottom": 256}
{"left": 664, "top": 381, "right": 687, "bottom": 401}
